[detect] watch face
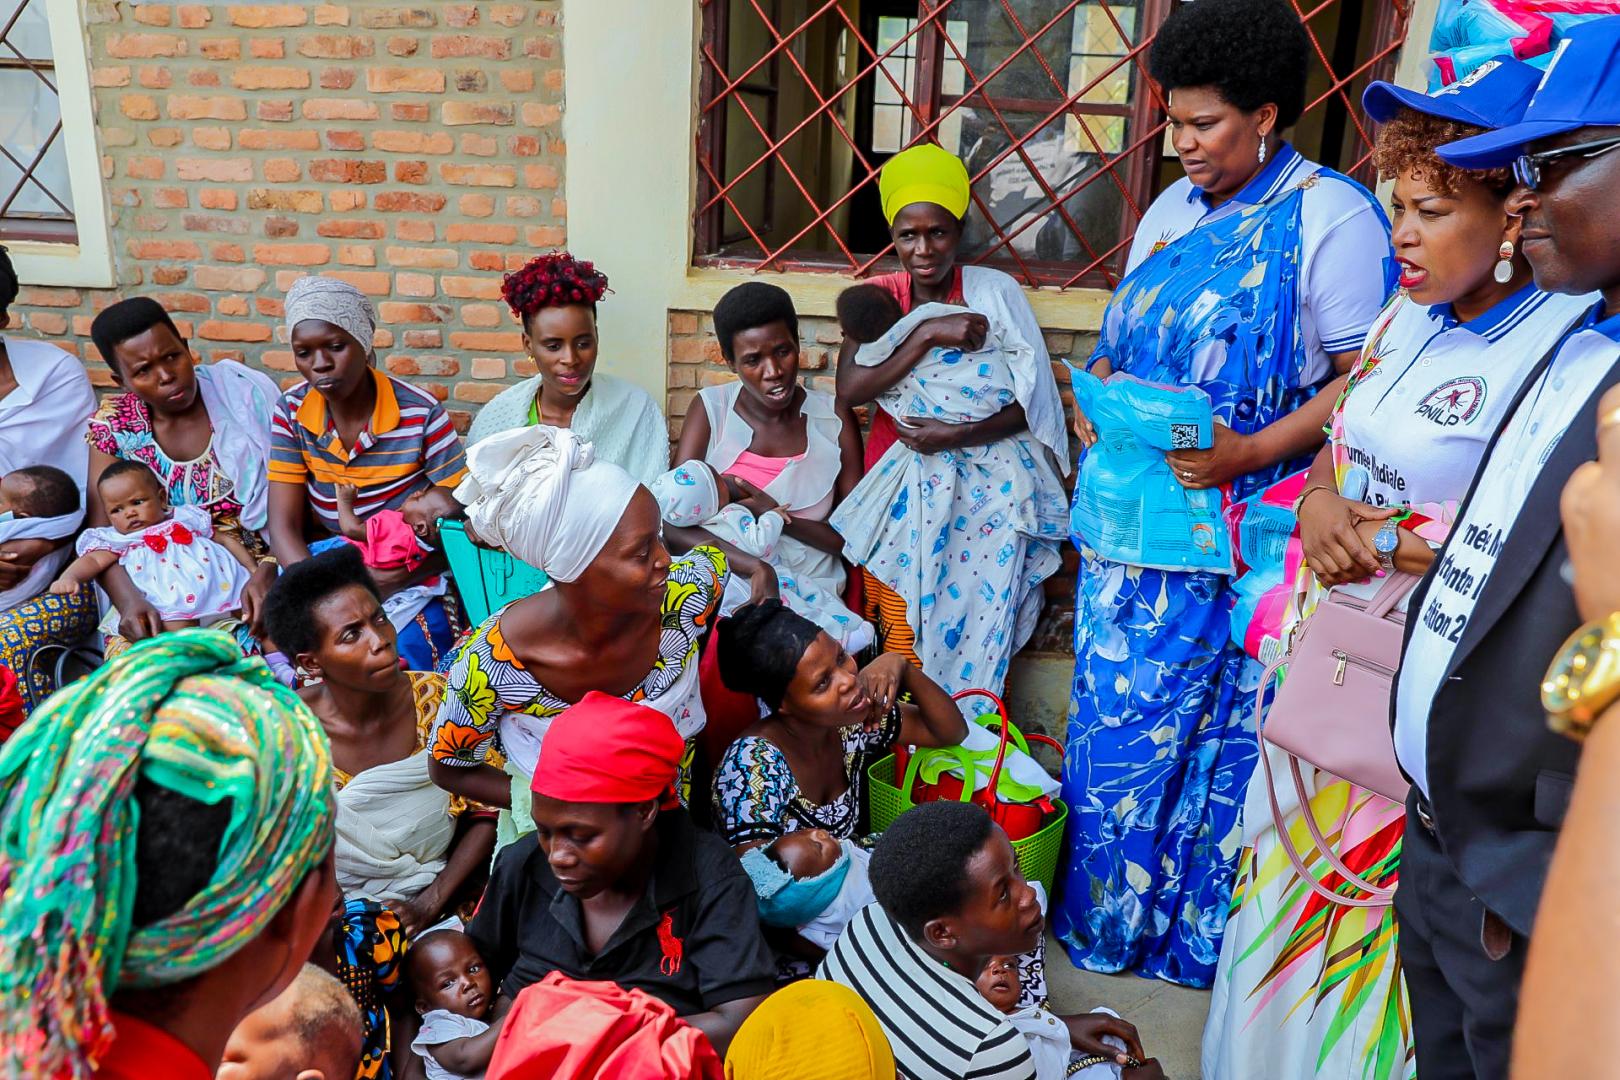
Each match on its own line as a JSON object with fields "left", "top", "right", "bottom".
{"left": 1543, "top": 621, "right": 1620, "bottom": 726}
{"left": 1374, "top": 526, "right": 1399, "bottom": 554}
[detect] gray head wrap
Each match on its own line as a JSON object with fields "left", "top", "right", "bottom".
{"left": 284, "top": 276, "right": 378, "bottom": 355}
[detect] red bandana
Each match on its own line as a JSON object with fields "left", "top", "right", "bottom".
{"left": 530, "top": 691, "right": 683, "bottom": 806}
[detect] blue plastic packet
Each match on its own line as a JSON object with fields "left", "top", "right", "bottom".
{"left": 1068, "top": 365, "right": 1234, "bottom": 573}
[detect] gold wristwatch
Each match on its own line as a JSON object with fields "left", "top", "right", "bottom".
{"left": 1542, "top": 612, "right": 1620, "bottom": 741}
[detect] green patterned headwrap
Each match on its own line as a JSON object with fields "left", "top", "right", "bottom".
{"left": 0, "top": 629, "right": 335, "bottom": 1079}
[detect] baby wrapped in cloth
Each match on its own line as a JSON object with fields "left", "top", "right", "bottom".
{"left": 650, "top": 459, "right": 872, "bottom": 653}
{"left": 830, "top": 285, "right": 1070, "bottom": 696}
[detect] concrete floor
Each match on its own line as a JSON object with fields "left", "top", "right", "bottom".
{"left": 1045, "top": 933, "right": 1213, "bottom": 1079}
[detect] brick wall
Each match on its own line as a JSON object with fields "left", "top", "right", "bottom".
{"left": 666, "top": 307, "right": 1095, "bottom": 655}
{"left": 16, "top": 2, "right": 564, "bottom": 429}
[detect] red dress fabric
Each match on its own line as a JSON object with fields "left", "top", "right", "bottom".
{"left": 486, "top": 972, "right": 724, "bottom": 1080}
{"left": 0, "top": 665, "right": 25, "bottom": 745}
{"left": 94, "top": 1012, "right": 212, "bottom": 1080}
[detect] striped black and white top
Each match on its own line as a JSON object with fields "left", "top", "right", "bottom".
{"left": 818, "top": 903, "right": 1037, "bottom": 1080}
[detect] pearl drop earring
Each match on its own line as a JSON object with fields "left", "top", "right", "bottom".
{"left": 1494, "top": 240, "right": 1515, "bottom": 284}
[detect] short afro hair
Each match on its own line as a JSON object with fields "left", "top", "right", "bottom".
{"left": 870, "top": 801, "right": 996, "bottom": 939}
{"left": 716, "top": 600, "right": 822, "bottom": 712}
{"left": 712, "top": 281, "right": 799, "bottom": 364}
{"left": 89, "top": 297, "right": 184, "bottom": 375}
{"left": 7, "top": 465, "right": 79, "bottom": 518}
{"left": 262, "top": 545, "right": 382, "bottom": 659}
{"left": 96, "top": 458, "right": 165, "bottom": 497}
{"left": 1373, "top": 106, "right": 1514, "bottom": 199}
{"left": 0, "top": 246, "right": 17, "bottom": 315}
{"left": 1149, "top": 0, "right": 1312, "bottom": 129}
{"left": 836, "top": 284, "right": 904, "bottom": 345}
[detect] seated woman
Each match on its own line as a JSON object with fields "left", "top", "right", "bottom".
{"left": 428, "top": 424, "right": 734, "bottom": 845}
{"left": 264, "top": 547, "right": 497, "bottom": 1080}
{"left": 672, "top": 281, "right": 869, "bottom": 653}
{"left": 266, "top": 276, "right": 468, "bottom": 672}
{"left": 0, "top": 246, "right": 99, "bottom": 712}
{"left": 466, "top": 252, "right": 669, "bottom": 485}
{"left": 0, "top": 630, "right": 335, "bottom": 1078}
{"left": 469, "top": 692, "right": 776, "bottom": 1057}
{"left": 69, "top": 299, "right": 281, "bottom": 662}
{"left": 711, "top": 599, "right": 966, "bottom": 847}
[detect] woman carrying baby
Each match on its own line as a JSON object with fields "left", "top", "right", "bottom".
{"left": 831, "top": 145, "right": 1070, "bottom": 694}
{"left": 466, "top": 252, "right": 669, "bottom": 485}
{"left": 671, "top": 282, "right": 868, "bottom": 652}
{"left": 81, "top": 297, "right": 282, "bottom": 652}
{"left": 428, "top": 424, "right": 730, "bottom": 847}
{"left": 264, "top": 547, "right": 497, "bottom": 1080}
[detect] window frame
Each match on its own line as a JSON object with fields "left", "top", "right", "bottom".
{"left": 8, "top": 1, "right": 113, "bottom": 288}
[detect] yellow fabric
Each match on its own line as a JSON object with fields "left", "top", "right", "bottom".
{"left": 723, "top": 980, "right": 895, "bottom": 1080}
{"left": 878, "top": 143, "right": 971, "bottom": 225}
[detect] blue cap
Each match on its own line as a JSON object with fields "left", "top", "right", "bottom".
{"left": 1438, "top": 17, "right": 1620, "bottom": 168}
{"left": 1363, "top": 56, "right": 1542, "bottom": 127}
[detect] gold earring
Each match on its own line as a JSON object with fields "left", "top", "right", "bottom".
{"left": 1494, "top": 240, "right": 1515, "bottom": 284}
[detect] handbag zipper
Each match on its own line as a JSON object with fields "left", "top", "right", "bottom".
{"left": 1331, "top": 649, "right": 1394, "bottom": 686}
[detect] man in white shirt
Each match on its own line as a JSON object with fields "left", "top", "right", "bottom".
{"left": 1389, "top": 18, "right": 1620, "bottom": 1078}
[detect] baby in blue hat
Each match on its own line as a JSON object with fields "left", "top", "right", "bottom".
{"left": 741, "top": 828, "right": 875, "bottom": 950}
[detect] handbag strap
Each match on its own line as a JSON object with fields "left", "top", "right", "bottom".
{"left": 1365, "top": 571, "right": 1419, "bottom": 619}
{"left": 1255, "top": 659, "right": 1396, "bottom": 908}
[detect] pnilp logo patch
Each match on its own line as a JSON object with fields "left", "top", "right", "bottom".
{"left": 1416, "top": 376, "right": 1485, "bottom": 427}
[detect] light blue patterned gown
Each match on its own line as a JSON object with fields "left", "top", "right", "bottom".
{"left": 1055, "top": 171, "right": 1392, "bottom": 987}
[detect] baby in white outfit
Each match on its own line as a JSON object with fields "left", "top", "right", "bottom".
{"left": 52, "top": 460, "right": 255, "bottom": 632}
{"left": 741, "top": 828, "right": 875, "bottom": 952}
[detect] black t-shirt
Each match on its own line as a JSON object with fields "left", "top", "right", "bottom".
{"left": 468, "top": 811, "right": 777, "bottom": 1015}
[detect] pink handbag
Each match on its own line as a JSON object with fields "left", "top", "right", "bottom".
{"left": 1255, "top": 572, "right": 1415, "bottom": 907}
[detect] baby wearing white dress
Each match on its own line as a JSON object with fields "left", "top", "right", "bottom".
{"left": 740, "top": 828, "right": 875, "bottom": 952}
{"left": 52, "top": 460, "right": 256, "bottom": 632}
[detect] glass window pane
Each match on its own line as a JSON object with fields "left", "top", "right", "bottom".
{"left": 873, "top": 104, "right": 904, "bottom": 154}
{"left": 0, "top": 0, "right": 52, "bottom": 63}
{"left": 0, "top": 68, "right": 69, "bottom": 216}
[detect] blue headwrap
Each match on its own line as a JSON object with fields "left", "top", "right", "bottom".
{"left": 741, "top": 840, "right": 854, "bottom": 928}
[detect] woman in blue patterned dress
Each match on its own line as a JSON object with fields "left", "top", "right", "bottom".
{"left": 1055, "top": 0, "right": 1394, "bottom": 987}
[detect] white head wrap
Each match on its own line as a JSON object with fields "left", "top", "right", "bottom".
{"left": 284, "top": 276, "right": 378, "bottom": 355}
{"left": 649, "top": 460, "right": 722, "bottom": 527}
{"left": 453, "top": 425, "right": 641, "bottom": 583}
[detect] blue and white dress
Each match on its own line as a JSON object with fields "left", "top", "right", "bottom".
{"left": 1055, "top": 144, "right": 1394, "bottom": 987}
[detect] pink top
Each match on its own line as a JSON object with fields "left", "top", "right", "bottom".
{"left": 725, "top": 450, "right": 800, "bottom": 491}
{"left": 352, "top": 509, "right": 429, "bottom": 573}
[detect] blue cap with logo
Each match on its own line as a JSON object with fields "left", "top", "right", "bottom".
{"left": 1438, "top": 16, "right": 1620, "bottom": 168}
{"left": 1363, "top": 55, "right": 1542, "bottom": 128}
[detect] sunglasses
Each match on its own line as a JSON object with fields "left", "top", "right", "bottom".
{"left": 1513, "top": 136, "right": 1620, "bottom": 190}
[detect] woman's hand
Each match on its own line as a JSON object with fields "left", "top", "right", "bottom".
{"left": 857, "top": 652, "right": 909, "bottom": 720}
{"left": 1164, "top": 423, "right": 1259, "bottom": 490}
{"left": 1299, "top": 489, "right": 1396, "bottom": 586}
{"left": 1061, "top": 1012, "right": 1146, "bottom": 1068}
{"left": 384, "top": 890, "right": 440, "bottom": 940}
{"left": 1562, "top": 385, "right": 1620, "bottom": 622}
{"left": 747, "top": 559, "right": 780, "bottom": 605}
{"left": 1071, "top": 404, "right": 1098, "bottom": 448}
{"left": 0, "top": 538, "right": 52, "bottom": 589}
{"left": 726, "top": 476, "right": 788, "bottom": 521}
{"left": 118, "top": 597, "right": 165, "bottom": 642}
{"left": 238, "top": 563, "right": 277, "bottom": 637}
{"left": 895, "top": 416, "right": 967, "bottom": 454}
{"left": 922, "top": 312, "right": 989, "bottom": 352}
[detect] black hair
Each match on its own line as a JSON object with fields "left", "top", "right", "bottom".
{"left": 405, "top": 928, "right": 473, "bottom": 997}
{"left": 97, "top": 458, "right": 165, "bottom": 495}
{"left": 712, "top": 281, "right": 799, "bottom": 364}
{"left": 836, "top": 284, "right": 904, "bottom": 346}
{"left": 870, "top": 801, "right": 995, "bottom": 939}
{"left": 1148, "top": 0, "right": 1312, "bottom": 129}
{"left": 7, "top": 465, "right": 78, "bottom": 518}
{"left": 131, "top": 776, "right": 233, "bottom": 928}
{"left": 0, "top": 246, "right": 18, "bottom": 315}
{"left": 262, "top": 545, "right": 382, "bottom": 658}
{"left": 89, "top": 297, "right": 184, "bottom": 375}
{"left": 716, "top": 600, "right": 822, "bottom": 711}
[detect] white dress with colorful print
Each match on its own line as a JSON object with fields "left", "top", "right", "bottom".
{"left": 76, "top": 504, "right": 250, "bottom": 622}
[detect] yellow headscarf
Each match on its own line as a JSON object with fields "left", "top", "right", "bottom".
{"left": 723, "top": 980, "right": 895, "bottom": 1080}
{"left": 878, "top": 143, "right": 971, "bottom": 225}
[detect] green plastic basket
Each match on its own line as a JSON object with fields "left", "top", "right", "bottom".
{"left": 439, "top": 519, "right": 549, "bottom": 625}
{"left": 866, "top": 752, "right": 1069, "bottom": 896}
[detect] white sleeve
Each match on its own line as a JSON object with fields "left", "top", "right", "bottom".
{"left": 173, "top": 504, "right": 215, "bottom": 536}
{"left": 1304, "top": 199, "right": 1393, "bottom": 358}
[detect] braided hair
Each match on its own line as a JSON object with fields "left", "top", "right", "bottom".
{"left": 500, "top": 252, "right": 611, "bottom": 330}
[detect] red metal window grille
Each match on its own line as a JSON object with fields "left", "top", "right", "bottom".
{"left": 0, "top": 0, "right": 76, "bottom": 244}
{"left": 694, "top": 0, "right": 1409, "bottom": 291}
